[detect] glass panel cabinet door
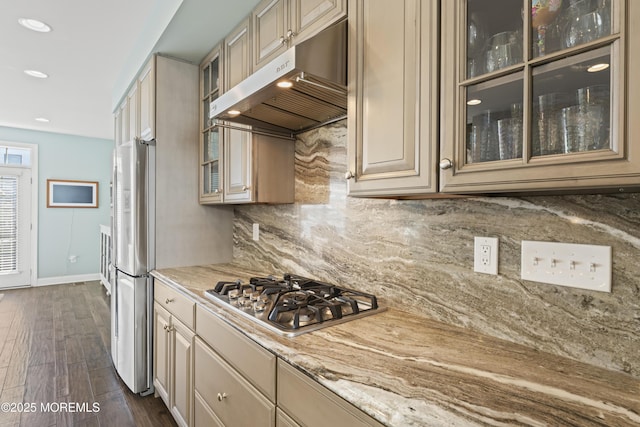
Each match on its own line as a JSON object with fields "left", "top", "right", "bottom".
{"left": 200, "top": 47, "right": 223, "bottom": 203}
{"left": 202, "top": 128, "right": 221, "bottom": 196}
{"left": 439, "top": 0, "right": 639, "bottom": 194}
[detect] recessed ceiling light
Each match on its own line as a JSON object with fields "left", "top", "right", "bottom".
{"left": 35, "top": 117, "right": 50, "bottom": 123}
{"left": 587, "top": 63, "right": 610, "bottom": 73}
{"left": 277, "top": 81, "right": 293, "bottom": 88}
{"left": 467, "top": 99, "right": 482, "bottom": 106}
{"left": 24, "top": 70, "right": 49, "bottom": 79}
{"left": 18, "top": 18, "right": 52, "bottom": 33}
{"left": 227, "top": 110, "right": 241, "bottom": 116}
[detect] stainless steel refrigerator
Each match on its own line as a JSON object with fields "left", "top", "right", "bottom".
{"left": 111, "top": 138, "right": 155, "bottom": 395}
{"left": 109, "top": 55, "right": 234, "bottom": 396}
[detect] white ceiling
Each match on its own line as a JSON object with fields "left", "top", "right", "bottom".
{"left": 0, "top": 0, "right": 260, "bottom": 141}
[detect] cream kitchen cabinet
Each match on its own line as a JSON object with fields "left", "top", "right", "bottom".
{"left": 114, "top": 107, "right": 123, "bottom": 146}
{"left": 346, "top": 0, "right": 439, "bottom": 197}
{"left": 439, "top": 0, "right": 640, "bottom": 194}
{"left": 223, "top": 128, "right": 295, "bottom": 204}
{"left": 200, "top": 45, "right": 224, "bottom": 204}
{"left": 252, "top": 0, "right": 346, "bottom": 70}
{"left": 194, "top": 304, "right": 276, "bottom": 427}
{"left": 138, "top": 60, "right": 155, "bottom": 142}
{"left": 122, "top": 58, "right": 154, "bottom": 144}
{"left": 277, "top": 359, "right": 385, "bottom": 427}
{"left": 112, "top": 85, "right": 132, "bottom": 146}
{"left": 199, "top": 41, "right": 295, "bottom": 205}
{"left": 224, "top": 18, "right": 252, "bottom": 90}
{"left": 127, "top": 83, "right": 138, "bottom": 143}
{"left": 154, "top": 280, "right": 196, "bottom": 427}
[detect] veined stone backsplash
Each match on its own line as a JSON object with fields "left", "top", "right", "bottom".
{"left": 233, "top": 120, "right": 640, "bottom": 378}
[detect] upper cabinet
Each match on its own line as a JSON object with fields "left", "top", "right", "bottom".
{"left": 199, "top": 39, "right": 295, "bottom": 205}
{"left": 200, "top": 45, "right": 224, "bottom": 204}
{"left": 439, "top": 0, "right": 640, "bottom": 194}
{"left": 138, "top": 61, "right": 155, "bottom": 142}
{"left": 127, "top": 83, "right": 138, "bottom": 143}
{"left": 252, "top": 0, "right": 346, "bottom": 70}
{"left": 225, "top": 18, "right": 252, "bottom": 90}
{"left": 346, "top": 0, "right": 439, "bottom": 197}
{"left": 115, "top": 59, "right": 156, "bottom": 145}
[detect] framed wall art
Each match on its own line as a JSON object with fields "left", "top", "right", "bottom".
{"left": 47, "top": 179, "right": 99, "bottom": 208}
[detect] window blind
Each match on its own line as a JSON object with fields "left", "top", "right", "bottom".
{"left": 0, "top": 176, "right": 18, "bottom": 274}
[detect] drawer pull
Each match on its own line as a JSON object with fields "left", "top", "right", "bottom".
{"left": 216, "top": 392, "right": 228, "bottom": 402}
{"left": 165, "top": 298, "right": 175, "bottom": 304}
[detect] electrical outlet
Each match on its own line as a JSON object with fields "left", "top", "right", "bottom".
{"left": 252, "top": 223, "right": 259, "bottom": 241}
{"left": 474, "top": 237, "right": 498, "bottom": 275}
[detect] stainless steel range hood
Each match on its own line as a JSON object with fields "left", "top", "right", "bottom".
{"left": 209, "top": 20, "right": 347, "bottom": 135}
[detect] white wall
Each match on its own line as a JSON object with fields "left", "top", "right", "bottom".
{"left": 0, "top": 126, "right": 113, "bottom": 284}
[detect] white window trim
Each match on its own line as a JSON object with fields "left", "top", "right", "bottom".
{"left": 0, "top": 140, "right": 38, "bottom": 286}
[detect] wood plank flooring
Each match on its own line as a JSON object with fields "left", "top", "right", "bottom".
{"left": 0, "top": 281, "right": 176, "bottom": 427}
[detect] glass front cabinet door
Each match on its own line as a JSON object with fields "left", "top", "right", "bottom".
{"left": 200, "top": 45, "right": 223, "bottom": 204}
{"left": 440, "top": 0, "right": 640, "bottom": 194}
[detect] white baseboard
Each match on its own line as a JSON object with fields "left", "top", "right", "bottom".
{"left": 36, "top": 273, "right": 101, "bottom": 287}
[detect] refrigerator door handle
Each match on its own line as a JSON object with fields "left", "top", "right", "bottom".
{"left": 136, "top": 136, "right": 156, "bottom": 146}
{"left": 113, "top": 271, "right": 118, "bottom": 338}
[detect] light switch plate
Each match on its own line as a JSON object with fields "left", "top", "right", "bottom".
{"left": 521, "top": 241, "right": 612, "bottom": 292}
{"left": 252, "top": 223, "right": 259, "bottom": 241}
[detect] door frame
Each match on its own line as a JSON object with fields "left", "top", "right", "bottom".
{"left": 0, "top": 141, "right": 38, "bottom": 288}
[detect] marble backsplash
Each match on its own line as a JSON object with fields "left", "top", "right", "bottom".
{"left": 233, "top": 120, "right": 640, "bottom": 378}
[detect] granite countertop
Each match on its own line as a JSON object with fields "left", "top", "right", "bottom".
{"left": 151, "top": 264, "right": 640, "bottom": 427}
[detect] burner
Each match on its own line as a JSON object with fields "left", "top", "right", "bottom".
{"left": 204, "top": 273, "right": 383, "bottom": 336}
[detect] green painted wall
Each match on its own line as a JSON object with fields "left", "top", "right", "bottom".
{"left": 0, "top": 126, "right": 113, "bottom": 281}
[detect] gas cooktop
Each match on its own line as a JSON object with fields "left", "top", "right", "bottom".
{"left": 204, "top": 274, "right": 383, "bottom": 337}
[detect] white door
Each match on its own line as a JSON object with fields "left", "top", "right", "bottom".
{"left": 0, "top": 166, "right": 32, "bottom": 289}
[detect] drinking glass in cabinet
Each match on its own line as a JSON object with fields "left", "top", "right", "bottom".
{"left": 203, "top": 64, "right": 210, "bottom": 97}
{"left": 531, "top": 0, "right": 612, "bottom": 58}
{"left": 532, "top": 46, "right": 611, "bottom": 157}
{"left": 203, "top": 100, "right": 210, "bottom": 128}
{"left": 204, "top": 129, "right": 219, "bottom": 162}
{"left": 467, "top": 0, "right": 523, "bottom": 79}
{"left": 466, "top": 74, "right": 523, "bottom": 163}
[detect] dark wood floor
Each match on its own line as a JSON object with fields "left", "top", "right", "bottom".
{"left": 0, "top": 281, "right": 177, "bottom": 427}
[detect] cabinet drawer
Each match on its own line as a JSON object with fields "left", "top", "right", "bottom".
{"left": 195, "top": 304, "right": 276, "bottom": 401}
{"left": 194, "top": 337, "right": 275, "bottom": 427}
{"left": 276, "top": 408, "right": 300, "bottom": 427}
{"left": 154, "top": 279, "right": 195, "bottom": 329}
{"left": 194, "top": 390, "right": 224, "bottom": 427}
{"left": 277, "top": 359, "right": 385, "bottom": 427}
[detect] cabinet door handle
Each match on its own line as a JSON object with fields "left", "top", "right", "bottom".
{"left": 214, "top": 188, "right": 220, "bottom": 194}
{"left": 286, "top": 29, "right": 296, "bottom": 41}
{"left": 217, "top": 392, "right": 228, "bottom": 402}
{"left": 279, "top": 36, "right": 286, "bottom": 45}
{"left": 242, "top": 185, "right": 250, "bottom": 191}
{"left": 165, "top": 298, "right": 175, "bottom": 304}
{"left": 344, "top": 171, "right": 354, "bottom": 180}
{"left": 439, "top": 158, "right": 454, "bottom": 170}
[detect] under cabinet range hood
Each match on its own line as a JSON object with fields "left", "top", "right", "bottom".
{"left": 210, "top": 20, "right": 347, "bottom": 135}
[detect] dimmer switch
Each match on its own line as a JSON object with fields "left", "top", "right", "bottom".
{"left": 520, "top": 241, "right": 612, "bottom": 292}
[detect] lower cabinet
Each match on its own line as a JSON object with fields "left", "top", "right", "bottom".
{"left": 153, "top": 279, "right": 196, "bottom": 427}
{"left": 154, "top": 303, "right": 194, "bottom": 427}
{"left": 155, "top": 289, "right": 385, "bottom": 427}
{"left": 276, "top": 408, "right": 300, "bottom": 427}
{"left": 277, "top": 359, "right": 385, "bottom": 427}
{"left": 194, "top": 304, "right": 276, "bottom": 426}
{"left": 194, "top": 337, "right": 275, "bottom": 426}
